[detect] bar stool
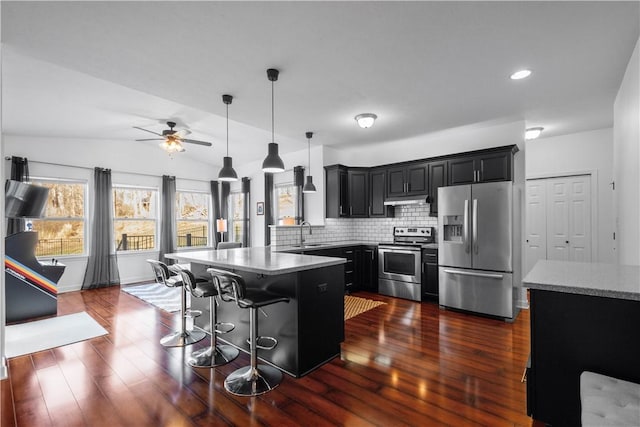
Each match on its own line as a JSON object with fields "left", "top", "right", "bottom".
{"left": 146, "top": 259, "right": 206, "bottom": 347}
{"left": 178, "top": 268, "right": 239, "bottom": 368}
{"left": 208, "top": 267, "right": 290, "bottom": 396}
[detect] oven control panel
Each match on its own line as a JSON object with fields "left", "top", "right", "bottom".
{"left": 393, "top": 226, "right": 434, "bottom": 240}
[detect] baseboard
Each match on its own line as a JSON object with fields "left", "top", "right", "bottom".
{"left": 1, "top": 358, "right": 7, "bottom": 380}
{"left": 57, "top": 274, "right": 154, "bottom": 293}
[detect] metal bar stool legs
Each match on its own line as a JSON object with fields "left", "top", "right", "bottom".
{"left": 224, "top": 306, "right": 283, "bottom": 396}
{"left": 160, "top": 280, "right": 206, "bottom": 347}
{"left": 188, "top": 293, "right": 239, "bottom": 368}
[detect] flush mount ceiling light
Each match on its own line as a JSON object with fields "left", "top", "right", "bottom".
{"left": 302, "top": 131, "right": 317, "bottom": 193}
{"left": 355, "top": 113, "right": 377, "bottom": 129}
{"left": 525, "top": 127, "right": 544, "bottom": 140}
{"left": 510, "top": 69, "right": 532, "bottom": 80}
{"left": 262, "top": 68, "right": 285, "bottom": 173}
{"left": 218, "top": 94, "right": 238, "bottom": 182}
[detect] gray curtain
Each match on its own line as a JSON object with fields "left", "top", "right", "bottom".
{"left": 294, "top": 166, "right": 305, "bottom": 224}
{"left": 210, "top": 180, "right": 220, "bottom": 248}
{"left": 242, "top": 177, "right": 250, "bottom": 248}
{"left": 264, "top": 173, "right": 274, "bottom": 246}
{"left": 7, "top": 156, "right": 30, "bottom": 235}
{"left": 220, "top": 182, "right": 230, "bottom": 243}
{"left": 82, "top": 167, "right": 120, "bottom": 289}
{"left": 159, "top": 175, "right": 176, "bottom": 264}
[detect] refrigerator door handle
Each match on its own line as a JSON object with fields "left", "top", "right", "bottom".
{"left": 443, "top": 269, "right": 504, "bottom": 280}
{"left": 463, "top": 199, "right": 470, "bottom": 253}
{"left": 472, "top": 199, "right": 478, "bottom": 254}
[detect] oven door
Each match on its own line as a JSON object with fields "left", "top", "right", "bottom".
{"left": 378, "top": 246, "right": 421, "bottom": 284}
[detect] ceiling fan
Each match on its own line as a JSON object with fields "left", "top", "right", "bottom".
{"left": 133, "top": 121, "right": 213, "bottom": 154}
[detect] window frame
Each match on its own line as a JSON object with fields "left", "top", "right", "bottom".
{"left": 228, "top": 190, "right": 246, "bottom": 244}
{"left": 175, "top": 189, "right": 211, "bottom": 249}
{"left": 28, "top": 177, "right": 89, "bottom": 259}
{"left": 112, "top": 184, "right": 159, "bottom": 253}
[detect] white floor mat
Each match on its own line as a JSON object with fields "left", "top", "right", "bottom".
{"left": 5, "top": 311, "right": 108, "bottom": 358}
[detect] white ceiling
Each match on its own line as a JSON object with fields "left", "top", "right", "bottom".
{"left": 2, "top": 1, "right": 638, "bottom": 168}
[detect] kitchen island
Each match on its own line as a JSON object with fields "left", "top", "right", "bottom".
{"left": 523, "top": 260, "right": 640, "bottom": 426}
{"left": 165, "top": 247, "right": 346, "bottom": 377}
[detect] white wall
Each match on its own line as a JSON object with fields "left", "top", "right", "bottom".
{"left": 4, "top": 135, "right": 221, "bottom": 292}
{"left": 526, "top": 128, "right": 615, "bottom": 263}
{"left": 613, "top": 36, "right": 640, "bottom": 266}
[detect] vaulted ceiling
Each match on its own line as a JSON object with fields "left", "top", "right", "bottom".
{"left": 2, "top": 1, "right": 638, "bottom": 167}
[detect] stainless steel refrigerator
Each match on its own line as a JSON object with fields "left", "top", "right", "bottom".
{"left": 437, "top": 181, "right": 515, "bottom": 319}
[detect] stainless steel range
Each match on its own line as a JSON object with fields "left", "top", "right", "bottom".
{"left": 378, "top": 226, "right": 435, "bottom": 301}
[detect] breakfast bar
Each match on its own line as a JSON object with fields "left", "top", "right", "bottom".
{"left": 165, "top": 247, "right": 346, "bottom": 378}
{"left": 523, "top": 260, "right": 640, "bottom": 426}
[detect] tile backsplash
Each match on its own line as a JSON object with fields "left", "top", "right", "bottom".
{"left": 271, "top": 205, "right": 438, "bottom": 247}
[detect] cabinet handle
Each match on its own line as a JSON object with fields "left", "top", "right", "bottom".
{"left": 339, "top": 205, "right": 343, "bottom": 215}
{"left": 350, "top": 206, "right": 353, "bottom": 215}
{"left": 369, "top": 206, "right": 372, "bottom": 217}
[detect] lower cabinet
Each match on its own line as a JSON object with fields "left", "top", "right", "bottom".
{"left": 305, "top": 245, "right": 378, "bottom": 294}
{"left": 422, "top": 248, "right": 438, "bottom": 300}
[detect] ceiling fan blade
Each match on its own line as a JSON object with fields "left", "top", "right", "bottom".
{"left": 182, "top": 138, "right": 213, "bottom": 147}
{"left": 133, "top": 126, "right": 163, "bottom": 137}
{"left": 176, "top": 129, "right": 192, "bottom": 137}
{"left": 136, "top": 138, "right": 165, "bottom": 141}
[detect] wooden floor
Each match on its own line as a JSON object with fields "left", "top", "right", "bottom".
{"left": 1, "top": 287, "right": 537, "bottom": 426}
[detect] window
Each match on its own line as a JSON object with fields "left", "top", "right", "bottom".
{"left": 113, "top": 186, "right": 157, "bottom": 251}
{"left": 229, "top": 191, "right": 245, "bottom": 244}
{"left": 274, "top": 183, "right": 298, "bottom": 225}
{"left": 29, "top": 179, "right": 87, "bottom": 257}
{"left": 176, "top": 191, "right": 210, "bottom": 248}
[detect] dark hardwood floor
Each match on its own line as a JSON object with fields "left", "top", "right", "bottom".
{"left": 2, "top": 287, "right": 537, "bottom": 426}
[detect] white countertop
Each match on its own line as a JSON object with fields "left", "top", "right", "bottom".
{"left": 523, "top": 260, "right": 640, "bottom": 301}
{"left": 165, "top": 247, "right": 346, "bottom": 276}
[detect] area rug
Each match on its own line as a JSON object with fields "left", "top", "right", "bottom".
{"left": 122, "top": 282, "right": 181, "bottom": 313}
{"left": 344, "top": 295, "right": 387, "bottom": 320}
{"left": 5, "top": 311, "right": 108, "bottom": 358}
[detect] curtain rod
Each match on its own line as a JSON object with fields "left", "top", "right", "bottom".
{"left": 4, "top": 156, "right": 212, "bottom": 183}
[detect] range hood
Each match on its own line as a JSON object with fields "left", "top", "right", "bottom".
{"left": 383, "top": 196, "right": 430, "bottom": 206}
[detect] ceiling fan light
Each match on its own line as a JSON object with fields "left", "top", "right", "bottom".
{"left": 302, "top": 175, "right": 317, "bottom": 193}
{"left": 525, "top": 127, "right": 544, "bottom": 140}
{"left": 218, "top": 156, "right": 238, "bottom": 181}
{"left": 262, "top": 142, "right": 285, "bottom": 173}
{"left": 355, "top": 113, "right": 377, "bottom": 129}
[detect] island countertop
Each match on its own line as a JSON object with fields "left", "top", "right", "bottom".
{"left": 164, "top": 246, "right": 346, "bottom": 275}
{"left": 523, "top": 260, "right": 640, "bottom": 301}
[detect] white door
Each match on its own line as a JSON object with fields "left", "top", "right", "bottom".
{"left": 525, "top": 180, "right": 547, "bottom": 274}
{"left": 525, "top": 175, "right": 592, "bottom": 272}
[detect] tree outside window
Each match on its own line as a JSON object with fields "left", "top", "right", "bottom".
{"left": 229, "top": 191, "right": 245, "bottom": 243}
{"left": 29, "top": 179, "right": 86, "bottom": 257}
{"left": 274, "top": 183, "right": 298, "bottom": 225}
{"left": 176, "top": 191, "right": 209, "bottom": 248}
{"left": 113, "top": 186, "right": 157, "bottom": 251}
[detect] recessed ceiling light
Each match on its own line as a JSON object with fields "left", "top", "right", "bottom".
{"left": 525, "top": 127, "right": 544, "bottom": 140}
{"left": 510, "top": 69, "right": 532, "bottom": 80}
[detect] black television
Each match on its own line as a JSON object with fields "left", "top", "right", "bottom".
{"left": 5, "top": 180, "right": 49, "bottom": 218}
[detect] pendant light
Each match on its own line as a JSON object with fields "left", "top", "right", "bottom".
{"left": 302, "top": 131, "right": 317, "bottom": 193}
{"left": 218, "top": 94, "right": 238, "bottom": 182}
{"left": 262, "top": 68, "right": 285, "bottom": 173}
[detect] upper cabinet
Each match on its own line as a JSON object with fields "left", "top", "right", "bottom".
{"left": 369, "top": 168, "right": 394, "bottom": 218}
{"left": 427, "top": 160, "right": 448, "bottom": 216}
{"left": 325, "top": 165, "right": 349, "bottom": 218}
{"left": 325, "top": 145, "right": 517, "bottom": 218}
{"left": 387, "top": 162, "right": 428, "bottom": 198}
{"left": 448, "top": 149, "right": 513, "bottom": 185}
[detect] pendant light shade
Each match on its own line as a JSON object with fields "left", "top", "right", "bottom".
{"left": 262, "top": 68, "right": 285, "bottom": 173}
{"left": 302, "top": 131, "right": 316, "bottom": 193}
{"left": 218, "top": 94, "right": 238, "bottom": 182}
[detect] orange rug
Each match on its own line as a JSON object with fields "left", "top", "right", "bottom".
{"left": 344, "top": 295, "right": 387, "bottom": 320}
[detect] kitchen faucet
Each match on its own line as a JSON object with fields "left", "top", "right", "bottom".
{"left": 300, "top": 221, "right": 312, "bottom": 247}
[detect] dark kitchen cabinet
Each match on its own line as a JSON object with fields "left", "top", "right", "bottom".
{"left": 343, "top": 247, "right": 361, "bottom": 293}
{"left": 325, "top": 165, "right": 349, "bottom": 218}
{"left": 361, "top": 246, "right": 378, "bottom": 292}
{"left": 427, "top": 160, "right": 447, "bottom": 216}
{"left": 387, "top": 162, "right": 428, "bottom": 198}
{"left": 369, "top": 168, "right": 394, "bottom": 218}
{"left": 448, "top": 149, "right": 513, "bottom": 185}
{"left": 348, "top": 169, "right": 369, "bottom": 217}
{"left": 422, "top": 248, "right": 438, "bottom": 300}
